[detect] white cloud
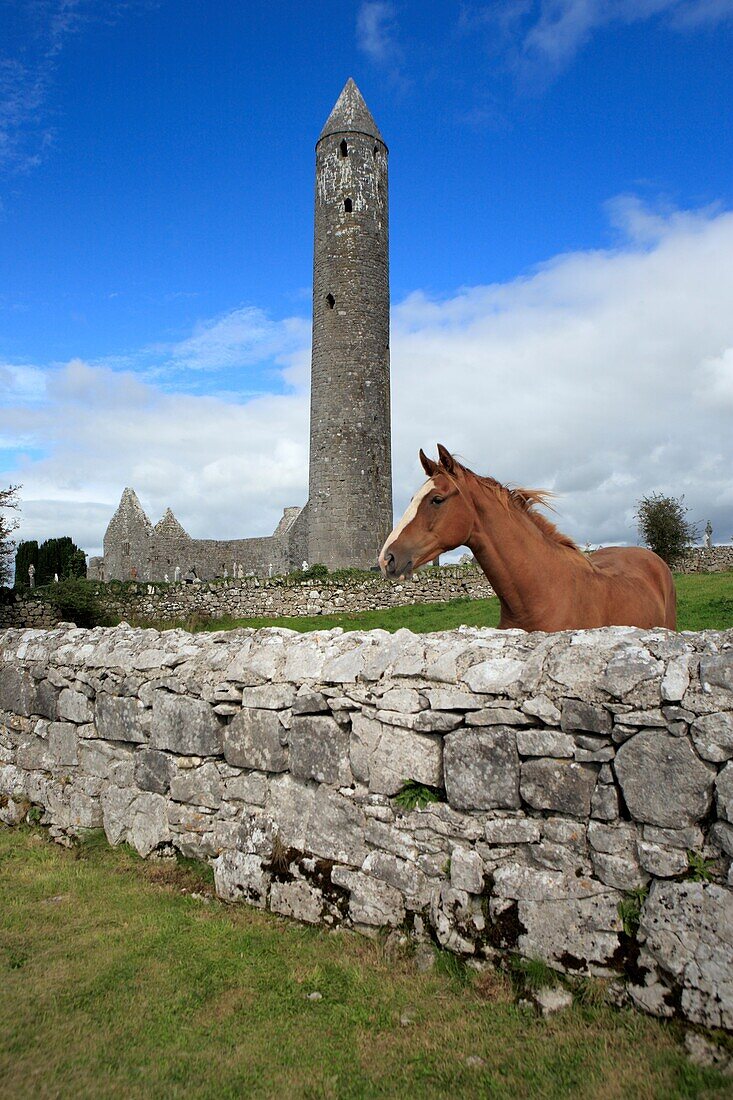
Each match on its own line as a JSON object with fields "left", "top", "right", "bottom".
{"left": 389, "top": 199, "right": 733, "bottom": 546}
{"left": 356, "top": 2, "right": 401, "bottom": 65}
{"left": 2, "top": 197, "right": 733, "bottom": 562}
{"left": 471, "top": 0, "right": 733, "bottom": 82}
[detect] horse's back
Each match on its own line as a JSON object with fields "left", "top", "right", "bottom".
{"left": 587, "top": 546, "right": 676, "bottom": 629}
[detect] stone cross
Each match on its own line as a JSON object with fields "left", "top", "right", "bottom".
{"left": 174, "top": 566, "right": 181, "bottom": 582}
{"left": 28, "top": 564, "right": 35, "bottom": 588}
{"left": 704, "top": 521, "right": 713, "bottom": 549}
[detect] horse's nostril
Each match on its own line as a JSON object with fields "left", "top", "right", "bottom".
{"left": 384, "top": 552, "right": 395, "bottom": 574}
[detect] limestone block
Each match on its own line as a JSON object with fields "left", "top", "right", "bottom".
{"left": 128, "top": 791, "right": 170, "bottom": 857}
{"left": 36, "top": 680, "right": 59, "bottom": 720}
{"left": 522, "top": 694, "right": 562, "bottom": 725}
{"left": 484, "top": 818, "right": 541, "bottom": 845}
{"left": 289, "top": 714, "right": 351, "bottom": 785}
{"left": 637, "top": 841, "right": 688, "bottom": 877}
{"left": 661, "top": 656, "right": 691, "bottom": 702}
{"left": 642, "top": 823, "right": 704, "bottom": 850}
{"left": 710, "top": 821, "right": 733, "bottom": 857}
{"left": 590, "top": 851, "right": 647, "bottom": 891}
{"left": 491, "top": 863, "right": 622, "bottom": 969}
{"left": 292, "top": 690, "right": 329, "bottom": 715}
{"left": 223, "top": 708, "right": 287, "bottom": 772}
{"left": 350, "top": 713, "right": 443, "bottom": 796}
{"left": 444, "top": 728, "right": 520, "bottom": 811}
{"left": 614, "top": 730, "right": 715, "bottom": 827}
{"left": 699, "top": 653, "right": 733, "bottom": 694}
{"left": 449, "top": 847, "right": 484, "bottom": 894}
{"left": 14, "top": 732, "right": 48, "bottom": 772}
{"left": 636, "top": 881, "right": 733, "bottom": 1030}
{"left": 331, "top": 867, "right": 405, "bottom": 927}
{"left": 379, "top": 687, "right": 426, "bottom": 713}
{"left": 282, "top": 638, "right": 326, "bottom": 682}
{"left": 267, "top": 774, "right": 317, "bottom": 851}
{"left": 214, "top": 850, "right": 269, "bottom": 907}
{"left": 599, "top": 647, "right": 662, "bottom": 699}
{"left": 362, "top": 850, "right": 429, "bottom": 906}
{"left": 520, "top": 759, "right": 597, "bottom": 817}
{"left": 78, "top": 740, "right": 134, "bottom": 786}
{"left": 365, "top": 818, "right": 418, "bottom": 862}
{"left": 375, "top": 709, "right": 462, "bottom": 733}
{"left": 690, "top": 712, "right": 733, "bottom": 763}
{"left": 546, "top": 631, "right": 633, "bottom": 697}
{"left": 170, "top": 761, "right": 222, "bottom": 809}
{"left": 590, "top": 783, "right": 619, "bottom": 821}
{"left": 241, "top": 684, "right": 296, "bottom": 710}
{"left": 0, "top": 666, "right": 37, "bottom": 716}
{"left": 222, "top": 771, "right": 267, "bottom": 806}
{"left": 305, "top": 787, "right": 368, "bottom": 866}
{"left": 466, "top": 708, "right": 531, "bottom": 727}
{"left": 134, "top": 748, "right": 174, "bottom": 794}
{"left": 46, "top": 722, "right": 79, "bottom": 767}
{"left": 96, "top": 693, "right": 148, "bottom": 744}
{"left": 516, "top": 729, "right": 575, "bottom": 758}
{"left": 430, "top": 882, "right": 485, "bottom": 953}
{"left": 716, "top": 763, "right": 733, "bottom": 822}
{"left": 561, "top": 699, "right": 611, "bottom": 735}
{"left": 461, "top": 657, "right": 524, "bottom": 695}
{"left": 101, "top": 784, "right": 136, "bottom": 845}
{"left": 321, "top": 643, "right": 369, "bottom": 683}
{"left": 424, "top": 687, "right": 484, "bottom": 711}
{"left": 270, "top": 878, "right": 324, "bottom": 924}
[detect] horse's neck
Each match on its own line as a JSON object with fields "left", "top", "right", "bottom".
{"left": 464, "top": 478, "right": 571, "bottom": 627}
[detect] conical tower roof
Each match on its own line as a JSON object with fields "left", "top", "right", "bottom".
{"left": 318, "top": 78, "right": 384, "bottom": 144}
{"left": 154, "top": 507, "right": 190, "bottom": 539}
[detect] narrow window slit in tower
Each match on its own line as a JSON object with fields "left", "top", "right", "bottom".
{"left": 344, "top": 198, "right": 352, "bottom": 212}
{"left": 339, "top": 139, "right": 348, "bottom": 157}
{"left": 326, "top": 293, "right": 335, "bottom": 309}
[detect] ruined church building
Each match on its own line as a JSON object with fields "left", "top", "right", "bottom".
{"left": 90, "top": 79, "right": 393, "bottom": 583}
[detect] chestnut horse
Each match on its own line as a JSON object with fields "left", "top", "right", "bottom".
{"left": 379, "top": 445, "right": 676, "bottom": 632}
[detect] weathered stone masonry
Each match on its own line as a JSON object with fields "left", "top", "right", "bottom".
{"left": 2, "top": 622, "right": 733, "bottom": 1029}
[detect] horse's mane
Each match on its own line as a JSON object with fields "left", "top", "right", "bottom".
{"left": 453, "top": 460, "right": 580, "bottom": 552}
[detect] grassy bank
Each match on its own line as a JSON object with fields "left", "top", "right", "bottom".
{"left": 1, "top": 827, "right": 728, "bottom": 1099}
{"left": 146, "top": 570, "right": 733, "bottom": 635}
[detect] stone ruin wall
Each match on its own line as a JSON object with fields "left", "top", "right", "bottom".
{"left": 3, "top": 546, "right": 731, "bottom": 633}
{"left": 0, "top": 565, "right": 497, "bottom": 630}
{"left": 1, "top": 620, "right": 732, "bottom": 1031}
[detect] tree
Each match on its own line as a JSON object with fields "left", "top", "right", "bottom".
{"left": 636, "top": 492, "right": 698, "bottom": 567}
{"left": 14, "top": 539, "right": 39, "bottom": 588}
{"left": 0, "top": 485, "right": 21, "bottom": 587}
{"left": 36, "top": 537, "right": 87, "bottom": 586}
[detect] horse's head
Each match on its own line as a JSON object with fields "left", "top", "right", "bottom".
{"left": 379, "top": 444, "right": 474, "bottom": 579}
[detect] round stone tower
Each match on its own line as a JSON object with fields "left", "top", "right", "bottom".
{"left": 306, "top": 78, "right": 393, "bottom": 570}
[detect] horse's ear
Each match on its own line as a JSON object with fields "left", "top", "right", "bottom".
{"left": 419, "top": 449, "right": 438, "bottom": 477}
{"left": 437, "top": 444, "right": 455, "bottom": 474}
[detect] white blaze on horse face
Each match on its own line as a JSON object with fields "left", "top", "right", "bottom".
{"left": 379, "top": 479, "right": 435, "bottom": 568}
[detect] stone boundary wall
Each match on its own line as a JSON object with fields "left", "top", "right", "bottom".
{"left": 0, "top": 566, "right": 497, "bottom": 630}
{"left": 2, "top": 546, "right": 731, "bottom": 631}
{"left": 1, "top": 621, "right": 732, "bottom": 1031}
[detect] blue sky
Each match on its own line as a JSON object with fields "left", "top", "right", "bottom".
{"left": 2, "top": 0, "right": 733, "bottom": 560}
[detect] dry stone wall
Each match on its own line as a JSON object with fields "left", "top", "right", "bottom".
{"left": 0, "top": 566, "right": 497, "bottom": 630}
{"left": 2, "top": 621, "right": 733, "bottom": 1030}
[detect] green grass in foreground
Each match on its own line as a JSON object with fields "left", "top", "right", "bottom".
{"left": 1, "top": 827, "right": 728, "bottom": 1100}
{"left": 142, "top": 570, "right": 733, "bottom": 635}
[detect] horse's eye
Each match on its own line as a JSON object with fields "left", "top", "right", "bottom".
{"left": 431, "top": 496, "right": 445, "bottom": 506}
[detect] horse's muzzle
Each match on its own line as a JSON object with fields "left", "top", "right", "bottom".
{"left": 380, "top": 550, "right": 413, "bottom": 580}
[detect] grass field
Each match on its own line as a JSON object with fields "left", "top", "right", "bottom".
{"left": 1, "top": 827, "right": 729, "bottom": 1099}
{"left": 149, "top": 570, "right": 733, "bottom": 635}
